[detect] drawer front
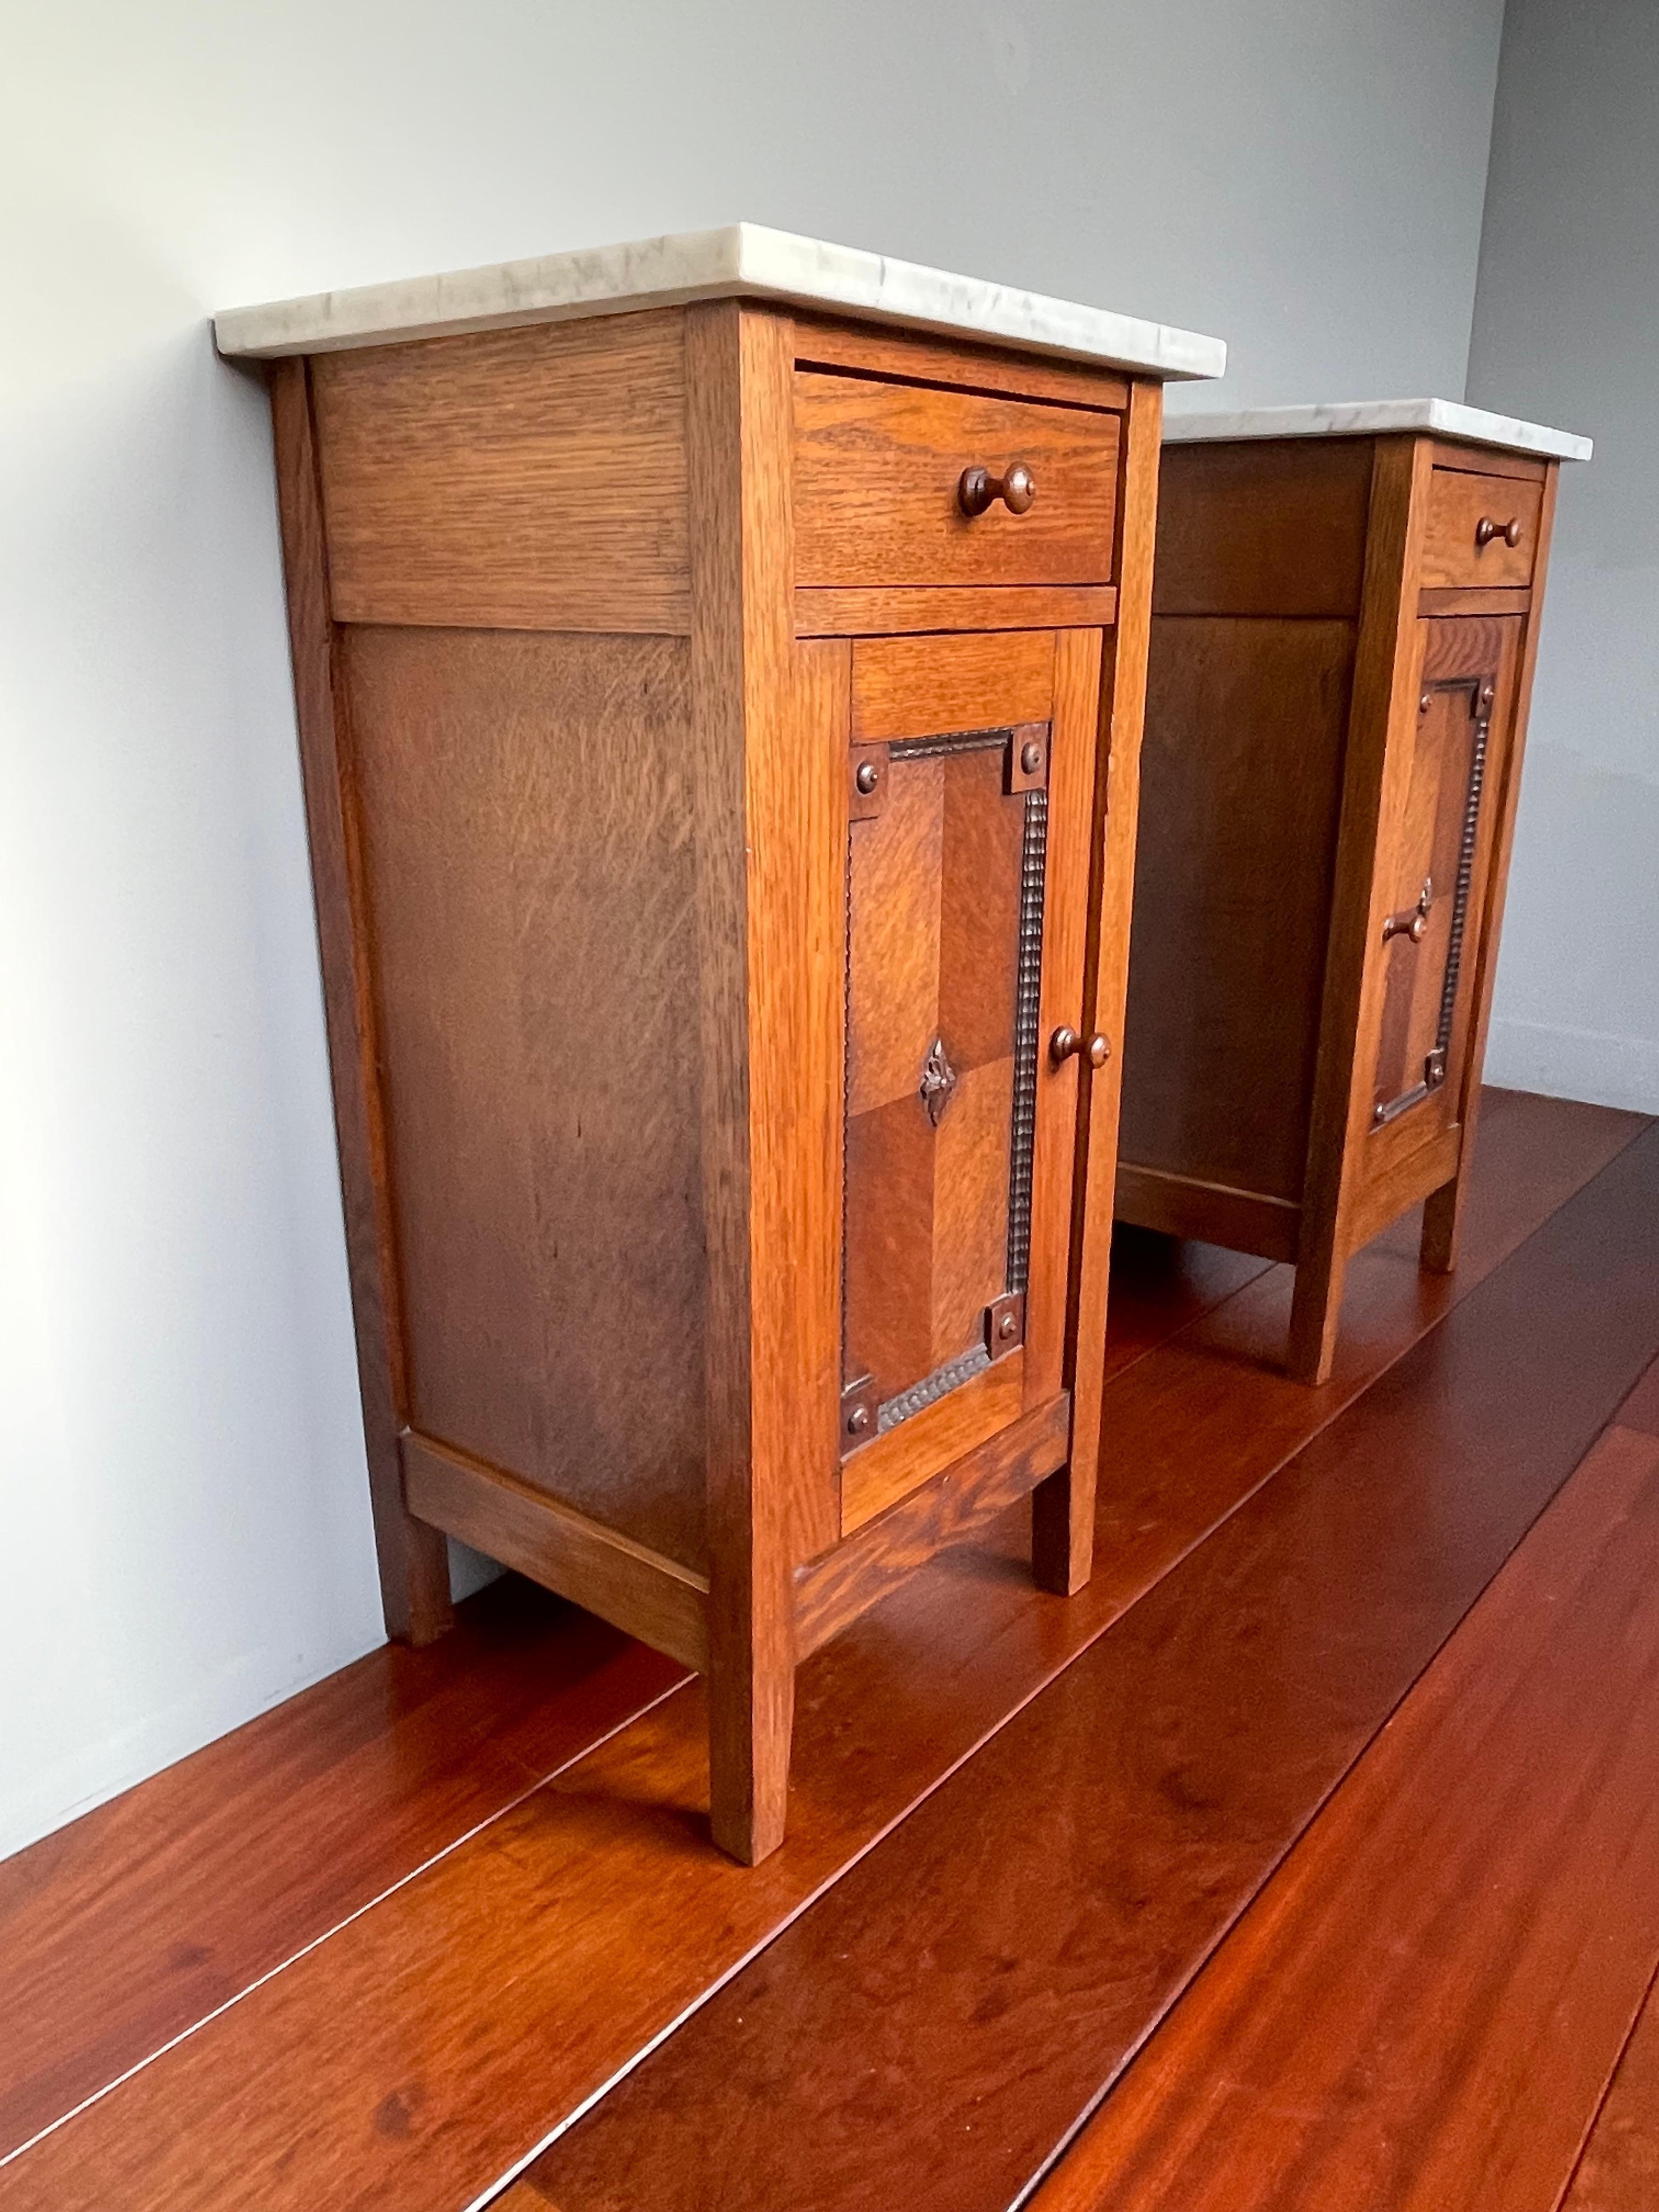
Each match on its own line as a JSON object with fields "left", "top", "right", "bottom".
{"left": 794, "top": 371, "right": 1120, "bottom": 590}
{"left": 1420, "top": 467, "right": 1543, "bottom": 590}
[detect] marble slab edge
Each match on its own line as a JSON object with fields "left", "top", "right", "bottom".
{"left": 1164, "top": 397, "right": 1591, "bottom": 463}
{"left": 213, "top": 222, "right": 1227, "bottom": 382}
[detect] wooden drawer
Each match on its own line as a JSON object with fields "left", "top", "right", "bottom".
{"left": 1420, "top": 466, "right": 1543, "bottom": 589}
{"left": 793, "top": 370, "right": 1120, "bottom": 590}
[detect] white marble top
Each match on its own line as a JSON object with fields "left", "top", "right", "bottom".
{"left": 213, "top": 223, "right": 1226, "bottom": 381}
{"left": 1164, "top": 397, "right": 1590, "bottom": 463}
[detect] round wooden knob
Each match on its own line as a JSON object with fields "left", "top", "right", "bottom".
{"left": 1000, "top": 462, "right": 1037, "bottom": 514}
{"left": 1050, "top": 1028, "right": 1110, "bottom": 1069}
{"left": 1476, "top": 515, "right": 1522, "bottom": 549}
{"left": 957, "top": 463, "right": 1038, "bottom": 518}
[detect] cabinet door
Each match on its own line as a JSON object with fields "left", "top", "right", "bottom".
{"left": 1369, "top": 615, "right": 1522, "bottom": 1135}
{"left": 836, "top": 631, "right": 1101, "bottom": 1534}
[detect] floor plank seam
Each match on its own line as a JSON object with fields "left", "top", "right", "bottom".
{"left": 1551, "top": 1939, "right": 1659, "bottom": 2212}
{"left": 1008, "top": 1402, "right": 1659, "bottom": 2212}
{"left": 465, "top": 1119, "right": 1659, "bottom": 2212}
{"left": 0, "top": 1673, "right": 693, "bottom": 2171}
{"left": 505, "top": 1122, "right": 1659, "bottom": 2212}
{"left": 10, "top": 1099, "right": 1653, "bottom": 2210}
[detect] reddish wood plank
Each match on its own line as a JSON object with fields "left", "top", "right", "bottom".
{"left": 1099, "top": 1225, "right": 1272, "bottom": 1384}
{"left": 1562, "top": 1949, "right": 1659, "bottom": 2210}
{"left": 1617, "top": 1351, "right": 1659, "bottom": 1439}
{"left": 1030, "top": 1421, "right": 1659, "bottom": 2212}
{"left": 513, "top": 1142, "right": 1659, "bottom": 2212}
{"left": 1, "top": 1097, "right": 1643, "bottom": 2212}
{"left": 0, "top": 1582, "right": 680, "bottom": 2160}
{"left": 0, "top": 1154, "right": 1257, "bottom": 2165}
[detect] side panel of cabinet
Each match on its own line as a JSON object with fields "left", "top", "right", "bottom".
{"left": 836, "top": 629, "right": 1099, "bottom": 1534}
{"left": 310, "top": 311, "right": 690, "bottom": 633}
{"left": 341, "top": 625, "right": 713, "bottom": 1573}
{"left": 1120, "top": 615, "right": 1355, "bottom": 1209}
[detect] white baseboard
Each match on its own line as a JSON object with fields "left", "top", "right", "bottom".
{"left": 1486, "top": 1016, "right": 1659, "bottom": 1115}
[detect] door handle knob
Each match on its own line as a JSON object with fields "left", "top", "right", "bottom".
{"left": 1381, "top": 877, "right": 1434, "bottom": 945}
{"left": 1051, "top": 1026, "right": 1110, "bottom": 1069}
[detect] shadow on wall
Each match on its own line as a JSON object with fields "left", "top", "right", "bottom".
{"left": 1487, "top": 742, "right": 1659, "bottom": 1114}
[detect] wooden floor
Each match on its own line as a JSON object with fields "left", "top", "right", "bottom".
{"left": 3, "top": 1088, "right": 1658, "bottom": 2212}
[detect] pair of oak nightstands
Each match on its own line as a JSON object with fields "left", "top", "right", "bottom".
{"left": 216, "top": 228, "right": 1587, "bottom": 1858}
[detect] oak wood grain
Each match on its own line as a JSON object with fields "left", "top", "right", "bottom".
{"left": 794, "top": 1396, "right": 1069, "bottom": 1657}
{"left": 1364, "top": 614, "right": 1522, "bottom": 1155}
{"left": 792, "top": 317, "right": 1131, "bottom": 413}
{"left": 343, "top": 625, "right": 708, "bottom": 1570}
{"left": 1028, "top": 1421, "right": 1659, "bottom": 2212}
{"left": 794, "top": 583, "right": 1116, "bottom": 636}
{"left": 1420, "top": 462, "right": 1542, "bottom": 590}
{"left": 1417, "top": 584, "right": 1533, "bottom": 616}
{"left": 849, "top": 627, "right": 1055, "bottom": 741}
{"left": 1421, "top": 466, "right": 1559, "bottom": 1274}
{"left": 1114, "top": 1164, "right": 1302, "bottom": 1262}
{"left": 1343, "top": 1120, "right": 1463, "bottom": 1252}
{"left": 1026, "top": 626, "right": 1107, "bottom": 1432}
{"left": 683, "top": 298, "right": 802, "bottom": 1863}
{"left": 1290, "top": 434, "right": 1434, "bottom": 1383}
{"left": 1121, "top": 615, "right": 1355, "bottom": 1205}
{"left": 310, "top": 312, "right": 689, "bottom": 631}
{"left": 1150, "top": 436, "right": 1374, "bottom": 619}
{"left": 795, "top": 373, "right": 1120, "bottom": 589}
{"left": 839, "top": 1355, "right": 1026, "bottom": 1533}
{"left": 3, "top": 1095, "right": 1641, "bottom": 2212}
{"left": 1054, "top": 380, "right": 1162, "bottom": 1593}
{"left": 268, "top": 360, "right": 453, "bottom": 1646}
{"left": 1427, "top": 439, "right": 1549, "bottom": 484}
{"left": 510, "top": 1128, "right": 1659, "bottom": 2212}
{"left": 402, "top": 1436, "right": 709, "bottom": 1672}
{"left": 1130, "top": 432, "right": 1565, "bottom": 1390}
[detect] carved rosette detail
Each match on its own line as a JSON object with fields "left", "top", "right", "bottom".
{"left": 919, "top": 1035, "right": 959, "bottom": 1125}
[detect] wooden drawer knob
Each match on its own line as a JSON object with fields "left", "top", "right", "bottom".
{"left": 1051, "top": 1026, "right": 1110, "bottom": 1069}
{"left": 958, "top": 462, "right": 1037, "bottom": 518}
{"left": 1475, "top": 515, "right": 1523, "bottom": 549}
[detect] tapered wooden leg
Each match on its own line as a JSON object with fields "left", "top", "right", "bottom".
{"left": 706, "top": 1557, "right": 795, "bottom": 1865}
{"left": 1286, "top": 1245, "right": 1350, "bottom": 1386}
{"left": 1031, "top": 1459, "right": 1096, "bottom": 1596}
{"left": 1420, "top": 1173, "right": 1468, "bottom": 1275}
{"left": 381, "top": 1505, "right": 455, "bottom": 1647}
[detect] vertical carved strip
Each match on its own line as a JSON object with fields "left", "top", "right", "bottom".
{"left": 1006, "top": 785, "right": 1049, "bottom": 1295}
{"left": 1429, "top": 694, "right": 1492, "bottom": 1083}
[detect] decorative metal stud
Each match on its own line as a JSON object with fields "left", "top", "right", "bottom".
{"left": 1006, "top": 721, "right": 1049, "bottom": 795}
{"left": 840, "top": 1373, "right": 879, "bottom": 1451}
{"left": 849, "top": 743, "right": 889, "bottom": 821}
{"left": 919, "top": 1036, "right": 960, "bottom": 1126}
{"left": 985, "top": 1291, "right": 1025, "bottom": 1360}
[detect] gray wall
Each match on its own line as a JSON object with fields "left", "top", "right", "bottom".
{"left": 1469, "top": 0, "right": 1659, "bottom": 1111}
{"left": 0, "top": 0, "right": 1507, "bottom": 1858}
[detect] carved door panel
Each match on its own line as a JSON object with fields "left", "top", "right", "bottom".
{"left": 1370, "top": 616, "right": 1521, "bottom": 1135}
{"left": 837, "top": 632, "right": 1100, "bottom": 1533}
